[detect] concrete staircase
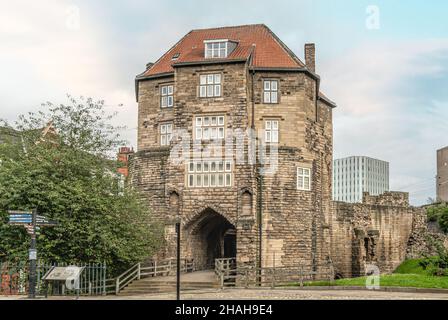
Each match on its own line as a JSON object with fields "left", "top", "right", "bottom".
{"left": 119, "top": 271, "right": 220, "bottom": 296}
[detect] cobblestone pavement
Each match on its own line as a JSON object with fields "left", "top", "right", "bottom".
{"left": 3, "top": 288, "right": 448, "bottom": 300}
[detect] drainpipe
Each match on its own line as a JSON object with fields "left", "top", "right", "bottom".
{"left": 257, "top": 170, "right": 263, "bottom": 284}
{"left": 251, "top": 70, "right": 255, "bottom": 129}
{"left": 251, "top": 68, "right": 262, "bottom": 283}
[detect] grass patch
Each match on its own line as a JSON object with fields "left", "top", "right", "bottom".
{"left": 295, "top": 274, "right": 448, "bottom": 289}
{"left": 394, "top": 258, "right": 428, "bottom": 275}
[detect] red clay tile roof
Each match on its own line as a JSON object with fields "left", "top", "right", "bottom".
{"left": 143, "top": 24, "right": 305, "bottom": 77}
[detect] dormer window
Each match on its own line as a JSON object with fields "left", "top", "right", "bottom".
{"left": 204, "top": 39, "right": 237, "bottom": 59}
{"left": 205, "top": 40, "right": 227, "bottom": 58}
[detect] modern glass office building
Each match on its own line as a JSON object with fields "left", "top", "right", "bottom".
{"left": 333, "top": 156, "right": 389, "bottom": 203}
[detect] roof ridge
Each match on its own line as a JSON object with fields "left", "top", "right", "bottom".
{"left": 190, "top": 23, "right": 267, "bottom": 32}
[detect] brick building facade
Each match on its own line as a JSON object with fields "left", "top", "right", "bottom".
{"left": 129, "top": 24, "right": 440, "bottom": 278}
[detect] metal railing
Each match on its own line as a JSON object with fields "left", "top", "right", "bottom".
{"left": 215, "top": 259, "right": 335, "bottom": 289}
{"left": 0, "top": 261, "right": 108, "bottom": 296}
{"left": 114, "top": 258, "right": 195, "bottom": 294}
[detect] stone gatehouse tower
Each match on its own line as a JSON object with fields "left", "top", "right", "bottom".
{"left": 130, "top": 24, "right": 336, "bottom": 273}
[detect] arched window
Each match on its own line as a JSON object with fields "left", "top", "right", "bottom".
{"left": 169, "top": 192, "right": 180, "bottom": 215}
{"left": 241, "top": 191, "right": 252, "bottom": 216}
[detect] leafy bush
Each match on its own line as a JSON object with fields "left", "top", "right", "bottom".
{"left": 0, "top": 96, "right": 164, "bottom": 275}
{"left": 419, "top": 239, "right": 448, "bottom": 276}
{"left": 394, "top": 258, "right": 427, "bottom": 275}
{"left": 426, "top": 204, "right": 448, "bottom": 233}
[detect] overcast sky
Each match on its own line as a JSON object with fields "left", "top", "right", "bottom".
{"left": 1, "top": 0, "right": 447, "bottom": 205}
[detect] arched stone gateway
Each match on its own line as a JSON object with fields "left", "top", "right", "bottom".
{"left": 184, "top": 208, "right": 236, "bottom": 270}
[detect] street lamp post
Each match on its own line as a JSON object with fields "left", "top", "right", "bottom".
{"left": 176, "top": 222, "right": 181, "bottom": 301}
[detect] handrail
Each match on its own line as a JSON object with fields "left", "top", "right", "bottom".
{"left": 113, "top": 258, "right": 195, "bottom": 295}
{"left": 215, "top": 261, "right": 335, "bottom": 289}
{"left": 115, "top": 263, "right": 140, "bottom": 295}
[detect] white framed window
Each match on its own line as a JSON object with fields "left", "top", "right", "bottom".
{"left": 263, "top": 80, "right": 279, "bottom": 104}
{"left": 161, "top": 85, "right": 174, "bottom": 108}
{"left": 187, "top": 159, "right": 232, "bottom": 188}
{"left": 195, "top": 115, "right": 225, "bottom": 140}
{"left": 204, "top": 41, "right": 228, "bottom": 58}
{"left": 297, "top": 167, "right": 311, "bottom": 191}
{"left": 160, "top": 123, "right": 173, "bottom": 146}
{"left": 265, "top": 120, "right": 279, "bottom": 143}
{"left": 199, "top": 74, "right": 222, "bottom": 98}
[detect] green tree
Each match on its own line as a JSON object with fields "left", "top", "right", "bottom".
{"left": 426, "top": 204, "right": 448, "bottom": 234}
{"left": 0, "top": 96, "right": 163, "bottom": 275}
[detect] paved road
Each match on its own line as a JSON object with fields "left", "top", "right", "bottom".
{"left": 3, "top": 288, "right": 448, "bottom": 300}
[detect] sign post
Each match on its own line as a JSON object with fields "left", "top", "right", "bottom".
{"left": 28, "top": 209, "right": 37, "bottom": 299}
{"left": 7, "top": 209, "right": 58, "bottom": 299}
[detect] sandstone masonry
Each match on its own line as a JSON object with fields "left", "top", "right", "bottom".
{"left": 129, "top": 24, "right": 444, "bottom": 279}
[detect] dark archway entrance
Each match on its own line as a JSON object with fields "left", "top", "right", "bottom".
{"left": 187, "top": 208, "right": 236, "bottom": 269}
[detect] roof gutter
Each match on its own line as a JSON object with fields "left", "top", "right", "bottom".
{"left": 248, "top": 66, "right": 320, "bottom": 81}
{"left": 318, "top": 95, "right": 337, "bottom": 108}
{"left": 172, "top": 58, "right": 248, "bottom": 68}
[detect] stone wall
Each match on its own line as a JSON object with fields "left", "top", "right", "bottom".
{"left": 131, "top": 56, "right": 336, "bottom": 274}
{"left": 329, "top": 192, "right": 430, "bottom": 278}
{"left": 131, "top": 44, "right": 443, "bottom": 280}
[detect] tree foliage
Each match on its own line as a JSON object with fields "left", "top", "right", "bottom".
{"left": 426, "top": 203, "right": 448, "bottom": 234}
{"left": 419, "top": 238, "right": 448, "bottom": 276}
{"left": 0, "top": 96, "right": 163, "bottom": 275}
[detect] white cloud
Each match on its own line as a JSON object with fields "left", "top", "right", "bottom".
{"left": 2, "top": 2, "right": 448, "bottom": 205}
{"left": 0, "top": 0, "right": 137, "bottom": 145}
{"left": 320, "top": 39, "right": 448, "bottom": 205}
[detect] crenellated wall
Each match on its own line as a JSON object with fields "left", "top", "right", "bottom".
{"left": 329, "top": 192, "right": 432, "bottom": 278}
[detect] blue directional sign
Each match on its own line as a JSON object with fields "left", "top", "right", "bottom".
{"left": 8, "top": 211, "right": 33, "bottom": 224}
{"left": 7, "top": 210, "right": 58, "bottom": 226}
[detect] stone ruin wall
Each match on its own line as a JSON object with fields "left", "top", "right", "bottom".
{"left": 329, "top": 191, "right": 447, "bottom": 278}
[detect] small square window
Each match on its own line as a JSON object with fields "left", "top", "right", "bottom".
{"left": 196, "top": 175, "right": 202, "bottom": 187}
{"left": 196, "top": 128, "right": 202, "bottom": 140}
{"left": 297, "top": 167, "right": 311, "bottom": 191}
{"left": 199, "top": 73, "right": 222, "bottom": 98}
{"left": 225, "top": 173, "right": 232, "bottom": 186}
{"left": 161, "top": 85, "right": 174, "bottom": 108}
{"left": 218, "top": 174, "right": 224, "bottom": 187}
{"left": 265, "top": 120, "right": 279, "bottom": 143}
{"left": 263, "top": 80, "right": 279, "bottom": 104}
{"left": 160, "top": 123, "right": 173, "bottom": 146}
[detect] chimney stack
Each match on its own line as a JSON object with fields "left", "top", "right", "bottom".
{"left": 304, "top": 43, "right": 316, "bottom": 73}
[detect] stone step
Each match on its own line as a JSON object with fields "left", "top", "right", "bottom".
{"left": 118, "top": 271, "right": 220, "bottom": 295}
{"left": 119, "top": 287, "right": 214, "bottom": 295}
{"left": 127, "top": 281, "right": 219, "bottom": 288}
{"left": 120, "top": 284, "right": 220, "bottom": 295}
